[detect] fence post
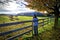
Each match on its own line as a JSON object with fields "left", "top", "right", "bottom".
{"left": 47, "top": 18, "right": 49, "bottom": 24}
{"left": 48, "top": 18, "right": 49, "bottom": 24}
{"left": 42, "top": 19, "right": 44, "bottom": 26}
{"left": 49, "top": 17, "right": 51, "bottom": 24}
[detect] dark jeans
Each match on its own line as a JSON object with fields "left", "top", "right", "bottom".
{"left": 33, "top": 26, "right": 38, "bottom": 36}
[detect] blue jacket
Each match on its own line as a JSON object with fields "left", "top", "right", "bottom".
{"left": 33, "top": 18, "right": 38, "bottom": 26}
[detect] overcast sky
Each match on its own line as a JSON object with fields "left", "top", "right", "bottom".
{"left": 0, "top": 0, "right": 35, "bottom": 14}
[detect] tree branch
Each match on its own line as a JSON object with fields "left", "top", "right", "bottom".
{"left": 46, "top": 6, "right": 54, "bottom": 10}
{"left": 44, "top": 4, "right": 54, "bottom": 10}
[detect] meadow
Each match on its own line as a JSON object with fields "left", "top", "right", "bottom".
{"left": 0, "top": 15, "right": 54, "bottom": 40}
{"left": 23, "top": 18, "right": 60, "bottom": 40}
{"left": 0, "top": 16, "right": 32, "bottom": 24}
{"left": 0, "top": 15, "right": 33, "bottom": 40}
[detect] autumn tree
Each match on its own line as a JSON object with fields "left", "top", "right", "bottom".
{"left": 25, "top": 0, "right": 60, "bottom": 29}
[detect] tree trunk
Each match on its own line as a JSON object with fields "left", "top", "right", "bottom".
{"left": 53, "top": 5, "right": 59, "bottom": 30}
{"left": 54, "top": 14, "right": 59, "bottom": 29}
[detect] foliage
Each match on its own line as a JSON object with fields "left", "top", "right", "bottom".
{"left": 25, "top": 0, "right": 60, "bottom": 13}
{"left": 25, "top": 0, "right": 60, "bottom": 29}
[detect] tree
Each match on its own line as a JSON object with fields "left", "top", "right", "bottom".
{"left": 25, "top": 0, "right": 60, "bottom": 29}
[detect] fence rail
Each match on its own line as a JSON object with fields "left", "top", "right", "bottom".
{"left": 7, "top": 30, "right": 32, "bottom": 40}
{"left": 0, "top": 25, "right": 32, "bottom": 36}
{"left": 0, "top": 20, "right": 32, "bottom": 27}
{"left": 0, "top": 19, "right": 45, "bottom": 27}
{"left": 0, "top": 18, "right": 50, "bottom": 40}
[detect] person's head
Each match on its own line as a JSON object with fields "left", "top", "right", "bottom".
{"left": 33, "top": 14, "right": 37, "bottom": 18}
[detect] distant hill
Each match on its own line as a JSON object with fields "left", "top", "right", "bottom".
{"left": 0, "top": 14, "right": 8, "bottom": 16}
{"left": 0, "top": 12, "right": 45, "bottom": 16}
{"left": 0, "top": 14, "right": 17, "bottom": 16}
{"left": 17, "top": 12, "right": 45, "bottom": 16}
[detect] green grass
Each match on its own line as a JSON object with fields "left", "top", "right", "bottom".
{"left": 0, "top": 16, "right": 11, "bottom": 24}
{"left": 0, "top": 15, "right": 47, "bottom": 24}
{"left": 0, "top": 16, "right": 33, "bottom": 24}
{"left": 23, "top": 18, "right": 60, "bottom": 40}
{"left": 58, "top": 18, "right": 60, "bottom": 28}
{"left": 0, "top": 15, "right": 51, "bottom": 40}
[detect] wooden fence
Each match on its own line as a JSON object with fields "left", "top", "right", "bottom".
{"left": 0, "top": 18, "right": 50, "bottom": 40}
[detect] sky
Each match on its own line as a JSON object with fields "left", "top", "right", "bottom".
{"left": 0, "top": 0, "right": 35, "bottom": 14}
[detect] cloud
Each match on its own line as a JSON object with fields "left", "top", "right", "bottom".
{"left": 0, "top": 0, "right": 35, "bottom": 14}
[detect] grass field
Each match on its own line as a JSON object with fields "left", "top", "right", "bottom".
{"left": 0, "top": 16, "right": 33, "bottom": 24}
{"left": 0, "top": 15, "right": 47, "bottom": 24}
{"left": 23, "top": 18, "right": 60, "bottom": 40}
{"left": 0, "top": 15, "right": 54, "bottom": 40}
{"left": 0, "top": 15, "right": 33, "bottom": 40}
{"left": 58, "top": 18, "right": 60, "bottom": 28}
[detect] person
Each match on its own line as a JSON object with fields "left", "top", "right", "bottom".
{"left": 32, "top": 14, "right": 38, "bottom": 36}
